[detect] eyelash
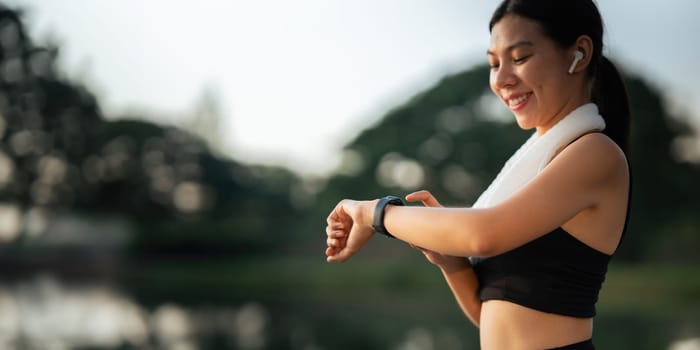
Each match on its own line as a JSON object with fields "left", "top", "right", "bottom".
{"left": 514, "top": 55, "right": 531, "bottom": 64}
{"left": 490, "top": 55, "right": 531, "bottom": 70}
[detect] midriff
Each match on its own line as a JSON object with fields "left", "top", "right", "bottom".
{"left": 479, "top": 300, "right": 593, "bottom": 350}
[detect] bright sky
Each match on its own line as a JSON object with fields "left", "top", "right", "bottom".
{"left": 6, "top": 0, "right": 700, "bottom": 176}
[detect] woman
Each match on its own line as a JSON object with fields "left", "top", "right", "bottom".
{"left": 324, "top": 0, "right": 630, "bottom": 349}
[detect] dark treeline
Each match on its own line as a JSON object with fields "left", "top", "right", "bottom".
{"left": 0, "top": 4, "right": 698, "bottom": 263}
{"left": 0, "top": 5, "right": 304, "bottom": 257}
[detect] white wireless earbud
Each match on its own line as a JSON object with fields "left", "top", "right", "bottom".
{"left": 568, "top": 50, "right": 584, "bottom": 74}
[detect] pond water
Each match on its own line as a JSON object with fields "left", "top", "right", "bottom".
{"left": 1, "top": 271, "right": 698, "bottom": 350}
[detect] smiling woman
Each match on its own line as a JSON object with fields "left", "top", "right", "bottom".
{"left": 323, "top": 0, "right": 632, "bottom": 349}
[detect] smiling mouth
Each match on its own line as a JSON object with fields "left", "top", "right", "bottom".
{"left": 507, "top": 93, "right": 532, "bottom": 108}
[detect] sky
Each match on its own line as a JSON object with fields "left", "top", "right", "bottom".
{"left": 5, "top": 0, "right": 700, "bottom": 177}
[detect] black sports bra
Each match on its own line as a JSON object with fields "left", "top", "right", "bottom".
{"left": 471, "top": 132, "right": 631, "bottom": 318}
{"left": 472, "top": 227, "right": 611, "bottom": 317}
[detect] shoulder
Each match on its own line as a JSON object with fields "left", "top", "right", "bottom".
{"left": 562, "top": 132, "right": 627, "bottom": 166}
{"left": 480, "top": 133, "right": 628, "bottom": 255}
{"left": 552, "top": 132, "right": 628, "bottom": 185}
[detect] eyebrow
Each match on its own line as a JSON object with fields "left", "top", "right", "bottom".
{"left": 487, "top": 40, "right": 534, "bottom": 56}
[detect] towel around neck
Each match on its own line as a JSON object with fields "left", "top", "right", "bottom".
{"left": 472, "top": 103, "right": 605, "bottom": 209}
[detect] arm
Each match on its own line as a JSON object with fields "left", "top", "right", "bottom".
{"left": 406, "top": 191, "right": 482, "bottom": 328}
{"left": 325, "top": 198, "right": 483, "bottom": 327}
{"left": 325, "top": 134, "right": 627, "bottom": 261}
{"left": 440, "top": 261, "right": 482, "bottom": 328}
{"left": 384, "top": 134, "right": 627, "bottom": 256}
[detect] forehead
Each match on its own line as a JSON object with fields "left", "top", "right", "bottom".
{"left": 489, "top": 14, "right": 547, "bottom": 52}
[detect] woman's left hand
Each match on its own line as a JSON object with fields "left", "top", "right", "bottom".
{"left": 404, "top": 190, "right": 471, "bottom": 271}
{"left": 325, "top": 199, "right": 376, "bottom": 263}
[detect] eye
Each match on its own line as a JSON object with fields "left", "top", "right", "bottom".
{"left": 513, "top": 55, "right": 531, "bottom": 64}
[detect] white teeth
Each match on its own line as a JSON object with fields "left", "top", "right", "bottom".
{"left": 508, "top": 94, "right": 529, "bottom": 106}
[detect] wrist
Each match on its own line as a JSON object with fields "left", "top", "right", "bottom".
{"left": 362, "top": 199, "right": 378, "bottom": 230}
{"left": 372, "top": 196, "right": 405, "bottom": 238}
{"left": 439, "top": 257, "right": 473, "bottom": 274}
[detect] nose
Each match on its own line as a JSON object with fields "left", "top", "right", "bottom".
{"left": 490, "top": 63, "right": 517, "bottom": 91}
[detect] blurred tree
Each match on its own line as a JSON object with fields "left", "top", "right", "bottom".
{"left": 0, "top": 4, "right": 304, "bottom": 256}
{"left": 623, "top": 76, "right": 700, "bottom": 262}
{"left": 186, "top": 86, "right": 227, "bottom": 155}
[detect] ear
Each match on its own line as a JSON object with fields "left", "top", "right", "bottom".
{"left": 568, "top": 35, "right": 594, "bottom": 74}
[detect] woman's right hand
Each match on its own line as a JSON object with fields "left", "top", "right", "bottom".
{"left": 405, "top": 190, "right": 472, "bottom": 272}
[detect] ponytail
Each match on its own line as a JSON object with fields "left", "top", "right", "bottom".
{"left": 591, "top": 56, "right": 631, "bottom": 156}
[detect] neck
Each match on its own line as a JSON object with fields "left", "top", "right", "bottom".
{"left": 536, "top": 101, "right": 594, "bottom": 136}
{"left": 536, "top": 88, "right": 592, "bottom": 135}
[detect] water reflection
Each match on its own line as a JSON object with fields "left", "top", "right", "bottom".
{"left": 0, "top": 272, "right": 696, "bottom": 350}
{"left": 669, "top": 338, "right": 700, "bottom": 350}
{"left": 0, "top": 275, "right": 268, "bottom": 350}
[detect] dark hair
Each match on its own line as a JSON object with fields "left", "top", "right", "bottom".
{"left": 490, "top": 0, "right": 631, "bottom": 155}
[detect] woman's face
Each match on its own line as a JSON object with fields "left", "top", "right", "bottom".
{"left": 488, "top": 14, "right": 583, "bottom": 134}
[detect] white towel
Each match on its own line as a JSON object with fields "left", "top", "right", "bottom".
{"left": 472, "top": 103, "right": 605, "bottom": 208}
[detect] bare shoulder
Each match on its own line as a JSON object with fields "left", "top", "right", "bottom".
{"left": 554, "top": 132, "right": 629, "bottom": 183}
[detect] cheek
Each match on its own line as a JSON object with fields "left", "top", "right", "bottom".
{"left": 536, "top": 76, "right": 566, "bottom": 103}
{"left": 525, "top": 60, "right": 567, "bottom": 95}
{"left": 522, "top": 69, "right": 552, "bottom": 100}
{"left": 488, "top": 72, "right": 498, "bottom": 95}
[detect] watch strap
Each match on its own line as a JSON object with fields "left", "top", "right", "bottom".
{"left": 372, "top": 196, "right": 405, "bottom": 238}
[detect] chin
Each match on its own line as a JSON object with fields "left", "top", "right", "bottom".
{"left": 513, "top": 115, "right": 536, "bottom": 130}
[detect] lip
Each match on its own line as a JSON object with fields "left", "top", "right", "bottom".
{"left": 503, "top": 92, "right": 532, "bottom": 111}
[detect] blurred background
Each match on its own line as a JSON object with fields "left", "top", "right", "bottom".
{"left": 0, "top": 1, "right": 698, "bottom": 349}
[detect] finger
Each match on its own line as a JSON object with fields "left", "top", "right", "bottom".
{"left": 326, "top": 243, "right": 355, "bottom": 263}
{"left": 326, "top": 246, "right": 337, "bottom": 257}
{"left": 326, "top": 222, "right": 344, "bottom": 232}
{"left": 405, "top": 190, "right": 442, "bottom": 207}
{"left": 326, "top": 199, "right": 350, "bottom": 226}
{"left": 327, "top": 225, "right": 347, "bottom": 239}
{"left": 326, "top": 228, "right": 347, "bottom": 239}
{"left": 327, "top": 252, "right": 348, "bottom": 263}
{"left": 405, "top": 190, "right": 427, "bottom": 202}
{"left": 326, "top": 247, "right": 340, "bottom": 262}
{"left": 334, "top": 237, "right": 347, "bottom": 248}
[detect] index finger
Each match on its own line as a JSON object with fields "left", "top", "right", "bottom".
{"left": 405, "top": 190, "right": 442, "bottom": 207}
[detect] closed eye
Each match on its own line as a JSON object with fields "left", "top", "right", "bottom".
{"left": 514, "top": 55, "right": 531, "bottom": 64}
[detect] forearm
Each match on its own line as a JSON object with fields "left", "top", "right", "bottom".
{"left": 383, "top": 205, "right": 493, "bottom": 257}
{"left": 440, "top": 263, "right": 482, "bottom": 328}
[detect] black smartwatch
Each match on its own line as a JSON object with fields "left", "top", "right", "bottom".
{"left": 372, "top": 196, "right": 405, "bottom": 238}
